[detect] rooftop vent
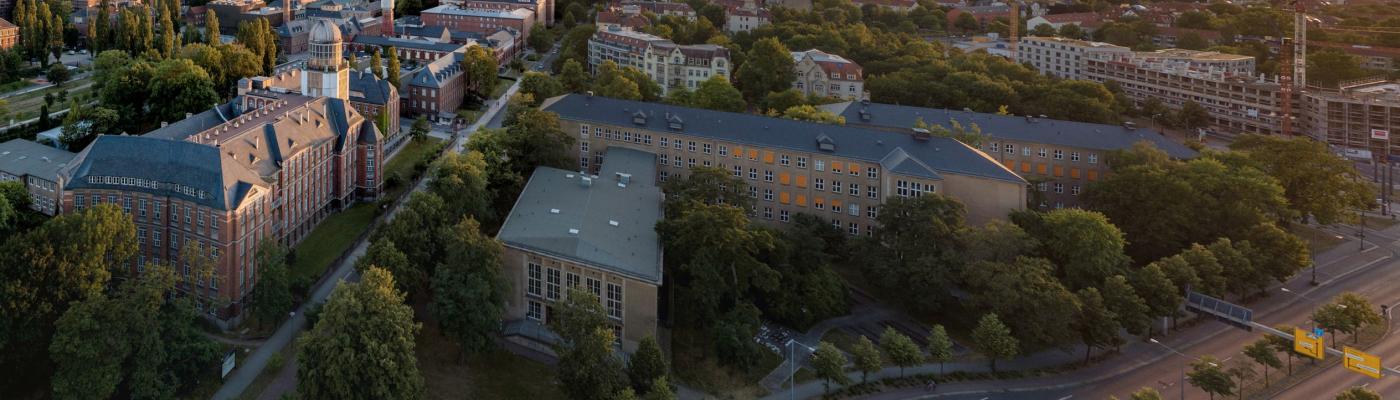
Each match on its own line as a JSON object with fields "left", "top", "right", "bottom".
{"left": 615, "top": 172, "right": 631, "bottom": 184}
{"left": 631, "top": 110, "right": 647, "bottom": 125}
{"left": 609, "top": 220, "right": 619, "bottom": 227}
{"left": 568, "top": 228, "right": 579, "bottom": 235}
{"left": 566, "top": 173, "right": 575, "bottom": 178}
{"left": 666, "top": 113, "right": 684, "bottom": 131}
{"left": 580, "top": 176, "right": 593, "bottom": 187}
{"left": 911, "top": 127, "right": 931, "bottom": 141}
{"left": 815, "top": 134, "right": 836, "bottom": 152}
{"left": 550, "top": 208, "right": 560, "bottom": 214}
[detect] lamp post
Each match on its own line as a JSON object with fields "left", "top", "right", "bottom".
{"left": 786, "top": 339, "right": 815, "bottom": 400}
{"left": 1149, "top": 338, "right": 1219, "bottom": 400}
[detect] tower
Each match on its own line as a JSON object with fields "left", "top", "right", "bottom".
{"left": 303, "top": 19, "right": 349, "bottom": 100}
{"left": 381, "top": 0, "right": 395, "bottom": 37}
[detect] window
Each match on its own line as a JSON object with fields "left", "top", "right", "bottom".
{"left": 814, "top": 178, "right": 825, "bottom": 191}
{"left": 587, "top": 277, "right": 602, "bottom": 298}
{"left": 764, "top": 170, "right": 774, "bottom": 182}
{"left": 1023, "top": 146, "right": 1032, "bottom": 156}
{"left": 895, "top": 180, "right": 934, "bottom": 197}
{"left": 849, "top": 222, "right": 859, "bottom": 235}
{"left": 831, "top": 180, "right": 842, "bottom": 193}
{"left": 815, "top": 160, "right": 825, "bottom": 171}
{"left": 138, "top": 228, "right": 147, "bottom": 245}
{"left": 718, "top": 145, "right": 729, "bottom": 156}
{"left": 763, "top": 189, "right": 774, "bottom": 201}
{"left": 673, "top": 140, "right": 682, "bottom": 150}
{"left": 546, "top": 268, "right": 561, "bottom": 300}
{"left": 1054, "top": 183, "right": 1064, "bottom": 193}
{"left": 660, "top": 137, "right": 669, "bottom": 148}
{"left": 1089, "top": 154, "right": 1098, "bottom": 164}
{"left": 763, "top": 207, "right": 773, "bottom": 219}
{"left": 867, "top": 205, "right": 878, "bottom": 218}
{"left": 780, "top": 155, "right": 790, "bottom": 166}
{"left": 732, "top": 165, "right": 742, "bottom": 177}
{"left": 797, "top": 157, "right": 807, "bottom": 168}
{"left": 606, "top": 283, "right": 623, "bottom": 319}
{"left": 580, "top": 141, "right": 589, "bottom": 153}
{"left": 673, "top": 157, "right": 682, "bottom": 167}
{"left": 703, "top": 143, "right": 712, "bottom": 154}
{"left": 848, "top": 204, "right": 859, "bottom": 216}
{"left": 138, "top": 199, "right": 147, "bottom": 217}
{"left": 849, "top": 183, "right": 859, "bottom": 195}
{"left": 832, "top": 218, "right": 841, "bottom": 229}
{"left": 1071, "top": 152, "right": 1081, "bottom": 162}
{"left": 867, "top": 167, "right": 878, "bottom": 179}
{"left": 1038, "top": 148, "right": 1047, "bottom": 158}
{"left": 780, "top": 209, "right": 790, "bottom": 222}
{"left": 659, "top": 154, "right": 669, "bottom": 166}
{"left": 868, "top": 186, "right": 878, "bottom": 198}
{"left": 1072, "top": 185, "right": 1081, "bottom": 196}
{"left": 990, "top": 143, "right": 1000, "bottom": 152}
{"left": 527, "top": 300, "right": 543, "bottom": 321}
{"left": 527, "top": 262, "right": 542, "bottom": 297}
{"left": 1054, "top": 150, "right": 1064, "bottom": 160}
{"left": 1037, "top": 182, "right": 1048, "bottom": 191}
{"left": 687, "top": 141, "right": 696, "bottom": 152}
{"left": 580, "top": 124, "right": 590, "bottom": 138}
{"left": 75, "top": 195, "right": 84, "bottom": 209}
{"left": 688, "top": 158, "right": 696, "bottom": 168}
{"left": 748, "top": 168, "right": 758, "bottom": 180}
{"left": 1005, "top": 144, "right": 1015, "bottom": 153}
{"left": 748, "top": 186, "right": 757, "bottom": 198}
{"left": 832, "top": 162, "right": 843, "bottom": 174}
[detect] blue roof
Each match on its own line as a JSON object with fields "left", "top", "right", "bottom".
{"left": 820, "top": 102, "right": 1199, "bottom": 159}
{"left": 61, "top": 135, "right": 265, "bottom": 210}
{"left": 540, "top": 94, "right": 1025, "bottom": 184}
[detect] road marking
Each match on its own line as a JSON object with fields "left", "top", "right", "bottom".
{"left": 1057, "top": 396, "right": 1073, "bottom": 400}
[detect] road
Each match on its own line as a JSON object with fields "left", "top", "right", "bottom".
{"left": 212, "top": 78, "right": 517, "bottom": 400}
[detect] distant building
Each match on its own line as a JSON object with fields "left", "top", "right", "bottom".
{"left": 790, "top": 49, "right": 864, "bottom": 100}
{"left": 822, "top": 101, "right": 1197, "bottom": 209}
{"left": 1023, "top": 12, "right": 1100, "bottom": 31}
{"left": 0, "top": 139, "right": 74, "bottom": 215}
{"left": 405, "top": 52, "right": 467, "bottom": 120}
{"left": 1149, "top": 27, "right": 1223, "bottom": 49}
{"left": 1304, "top": 41, "right": 1400, "bottom": 71}
{"left": 497, "top": 146, "right": 663, "bottom": 354}
{"left": 451, "top": 0, "right": 554, "bottom": 26}
{"left": 614, "top": 0, "right": 696, "bottom": 19}
{"left": 1304, "top": 81, "right": 1400, "bottom": 160}
{"left": 718, "top": 0, "right": 769, "bottom": 33}
{"left": 419, "top": 5, "right": 536, "bottom": 43}
{"left": 1015, "top": 36, "right": 1129, "bottom": 80}
{"left": 587, "top": 25, "right": 730, "bottom": 95}
{"left": 0, "top": 18, "right": 17, "bottom": 50}
{"left": 348, "top": 34, "right": 469, "bottom": 63}
{"left": 1084, "top": 49, "right": 1281, "bottom": 136}
{"left": 946, "top": 4, "right": 1011, "bottom": 27}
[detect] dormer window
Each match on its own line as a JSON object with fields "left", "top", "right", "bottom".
{"left": 815, "top": 134, "right": 836, "bottom": 152}
{"left": 632, "top": 110, "right": 647, "bottom": 125}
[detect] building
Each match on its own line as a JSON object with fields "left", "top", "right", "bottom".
{"left": 250, "top": 20, "right": 403, "bottom": 138}
{"left": 1023, "top": 12, "right": 1099, "bottom": 31}
{"left": 348, "top": 34, "right": 470, "bottom": 63}
{"left": 1084, "top": 49, "right": 1282, "bottom": 135}
{"left": 587, "top": 25, "right": 730, "bottom": 95}
{"left": 453, "top": 0, "right": 554, "bottom": 26}
{"left": 541, "top": 93, "right": 1028, "bottom": 226}
{"left": 1306, "top": 41, "right": 1400, "bottom": 72}
{"left": 497, "top": 146, "right": 663, "bottom": 354}
{"left": 1149, "top": 27, "right": 1223, "bottom": 49}
{"left": 0, "top": 18, "right": 17, "bottom": 50}
{"left": 822, "top": 101, "right": 1197, "bottom": 209}
{"left": 420, "top": 5, "right": 535, "bottom": 43}
{"left": 405, "top": 52, "right": 467, "bottom": 120}
{"left": 1303, "top": 80, "right": 1400, "bottom": 160}
{"left": 56, "top": 18, "right": 383, "bottom": 321}
{"left": 595, "top": 10, "right": 652, "bottom": 30}
{"left": 790, "top": 49, "right": 864, "bottom": 100}
{"left": 946, "top": 5, "right": 1012, "bottom": 27}
{"left": 1015, "top": 36, "right": 1129, "bottom": 80}
{"left": 207, "top": 0, "right": 289, "bottom": 35}
{"left": 0, "top": 139, "right": 75, "bottom": 215}
{"left": 721, "top": 0, "right": 769, "bottom": 33}
{"left": 396, "top": 24, "right": 522, "bottom": 62}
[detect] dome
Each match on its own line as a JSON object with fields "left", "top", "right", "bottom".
{"left": 308, "top": 19, "right": 342, "bottom": 44}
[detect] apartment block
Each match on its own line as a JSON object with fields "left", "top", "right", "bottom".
{"left": 541, "top": 94, "right": 1028, "bottom": 228}
{"left": 498, "top": 146, "right": 662, "bottom": 354}
{"left": 791, "top": 49, "right": 864, "bottom": 100}
{"left": 1084, "top": 49, "right": 1284, "bottom": 136}
{"left": 1015, "top": 37, "right": 1129, "bottom": 80}
{"left": 420, "top": 5, "right": 535, "bottom": 43}
{"left": 454, "top": 0, "right": 554, "bottom": 26}
{"left": 0, "top": 139, "right": 74, "bottom": 215}
{"left": 587, "top": 25, "right": 731, "bottom": 95}
{"left": 822, "top": 101, "right": 1197, "bottom": 209}
{"left": 1304, "top": 81, "right": 1400, "bottom": 159}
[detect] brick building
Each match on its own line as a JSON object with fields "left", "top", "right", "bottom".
{"left": 420, "top": 5, "right": 535, "bottom": 43}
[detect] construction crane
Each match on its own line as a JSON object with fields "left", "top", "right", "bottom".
{"left": 1279, "top": 0, "right": 1307, "bottom": 137}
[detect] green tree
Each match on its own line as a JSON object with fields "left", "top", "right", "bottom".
{"left": 851, "top": 335, "right": 882, "bottom": 383}
{"left": 862, "top": 195, "right": 965, "bottom": 314}
{"left": 955, "top": 12, "right": 981, "bottom": 32}
{"left": 557, "top": 326, "right": 629, "bottom": 400}
{"left": 560, "top": 58, "right": 588, "bottom": 92}
{"left": 594, "top": 60, "right": 642, "bottom": 100}
{"left": 1102, "top": 275, "right": 1151, "bottom": 337}
{"left": 370, "top": 47, "right": 383, "bottom": 78}
{"left": 410, "top": 115, "right": 430, "bottom": 141}
{"left": 1176, "top": 100, "right": 1210, "bottom": 130}
{"left": 432, "top": 217, "right": 508, "bottom": 355}
{"left": 962, "top": 256, "right": 1080, "bottom": 349}
{"left": 1333, "top": 292, "right": 1384, "bottom": 344}
{"left": 643, "top": 376, "right": 676, "bottom": 400}
{"left": 386, "top": 46, "right": 401, "bottom": 87}
{"left": 656, "top": 202, "right": 777, "bottom": 324}
{"left": 157, "top": 3, "right": 175, "bottom": 57}
{"left": 1187, "top": 356, "right": 1234, "bottom": 400}
{"left": 734, "top": 37, "right": 794, "bottom": 102}
{"left": 356, "top": 238, "right": 420, "bottom": 296}
{"left": 462, "top": 45, "right": 498, "bottom": 101}
{"left": 1336, "top": 386, "right": 1382, "bottom": 400}
{"left": 248, "top": 240, "right": 292, "bottom": 329}
{"left": 1308, "top": 49, "right": 1368, "bottom": 88}
{"left": 1058, "top": 24, "right": 1086, "bottom": 39}
{"left": 926, "top": 324, "right": 953, "bottom": 374}
{"left": 46, "top": 62, "right": 68, "bottom": 86}
{"left": 1264, "top": 326, "right": 1295, "bottom": 376}
{"left": 810, "top": 341, "right": 849, "bottom": 394}
{"left": 881, "top": 327, "right": 921, "bottom": 378}
{"left": 1176, "top": 32, "right": 1209, "bottom": 50}
{"left": 1030, "top": 23, "right": 1056, "bottom": 37}
{"left": 148, "top": 58, "right": 219, "bottom": 123}
{"left": 689, "top": 75, "right": 745, "bottom": 112}
{"left": 629, "top": 335, "right": 668, "bottom": 394}
{"left": 429, "top": 151, "right": 494, "bottom": 223}
{"left": 550, "top": 287, "right": 609, "bottom": 346}
{"left": 204, "top": 9, "right": 220, "bottom": 44}
{"left": 519, "top": 71, "right": 563, "bottom": 105}
{"left": 756, "top": 215, "right": 849, "bottom": 329}
{"left": 1229, "top": 134, "right": 1375, "bottom": 225}
{"left": 622, "top": 66, "right": 662, "bottom": 101}
{"left": 297, "top": 267, "right": 424, "bottom": 400}
{"left": 1130, "top": 387, "right": 1165, "bottom": 400}
{"left": 527, "top": 22, "right": 553, "bottom": 52}
{"left": 972, "top": 313, "right": 1019, "bottom": 372}
{"left": 1076, "top": 287, "right": 1122, "bottom": 362}
{"left": 1243, "top": 337, "right": 1281, "bottom": 385}
{"left": 1018, "top": 209, "right": 1130, "bottom": 291}
{"left": 781, "top": 105, "right": 844, "bottom": 124}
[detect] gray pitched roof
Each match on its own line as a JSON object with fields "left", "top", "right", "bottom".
{"left": 409, "top": 52, "right": 464, "bottom": 89}
{"left": 497, "top": 147, "right": 663, "bottom": 284}
{"left": 821, "top": 101, "right": 1199, "bottom": 159}
{"left": 0, "top": 139, "right": 75, "bottom": 182}
{"left": 348, "top": 70, "right": 395, "bottom": 105}
{"left": 540, "top": 94, "right": 1025, "bottom": 184}
{"left": 61, "top": 135, "right": 267, "bottom": 210}
{"left": 352, "top": 34, "right": 468, "bottom": 53}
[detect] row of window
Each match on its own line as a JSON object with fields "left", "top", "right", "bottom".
{"left": 1036, "top": 182, "right": 1082, "bottom": 196}
{"left": 526, "top": 262, "right": 624, "bottom": 320}
{"left": 582, "top": 124, "right": 882, "bottom": 178}
{"left": 754, "top": 206, "right": 874, "bottom": 236}
{"left": 987, "top": 142, "right": 1099, "bottom": 163}
{"left": 74, "top": 193, "right": 222, "bottom": 237}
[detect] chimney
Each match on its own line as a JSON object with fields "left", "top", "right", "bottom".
{"left": 284, "top": 0, "right": 292, "bottom": 23}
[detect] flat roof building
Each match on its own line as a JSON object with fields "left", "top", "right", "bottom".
{"left": 498, "top": 146, "right": 663, "bottom": 353}
{"left": 0, "top": 139, "right": 75, "bottom": 215}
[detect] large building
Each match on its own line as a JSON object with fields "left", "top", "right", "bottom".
{"left": 821, "top": 101, "right": 1197, "bottom": 209}
{"left": 791, "top": 49, "right": 864, "bottom": 100}
{"left": 587, "top": 25, "right": 730, "bottom": 95}
{"left": 1084, "top": 49, "right": 1283, "bottom": 136}
{"left": 498, "top": 146, "right": 662, "bottom": 354}
{"left": 0, "top": 18, "right": 16, "bottom": 50}
{"left": 541, "top": 93, "right": 1028, "bottom": 227}
{"left": 419, "top": 5, "right": 535, "bottom": 43}
{"left": 1304, "top": 80, "right": 1400, "bottom": 160}
{"left": 1015, "top": 36, "right": 1129, "bottom": 80}
{"left": 0, "top": 139, "right": 74, "bottom": 215}
{"left": 56, "top": 19, "right": 383, "bottom": 321}
{"left": 450, "top": 0, "right": 554, "bottom": 26}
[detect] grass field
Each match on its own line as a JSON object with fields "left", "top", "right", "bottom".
{"left": 382, "top": 137, "right": 445, "bottom": 200}
{"left": 6, "top": 76, "right": 94, "bottom": 121}
{"left": 288, "top": 203, "right": 377, "bottom": 285}
{"left": 415, "top": 308, "right": 565, "bottom": 400}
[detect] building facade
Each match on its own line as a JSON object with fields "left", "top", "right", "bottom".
{"left": 1084, "top": 49, "right": 1283, "bottom": 136}
{"left": 587, "top": 25, "right": 730, "bottom": 95}
{"left": 0, "top": 139, "right": 74, "bottom": 215}
{"left": 405, "top": 52, "right": 467, "bottom": 119}
{"left": 821, "top": 101, "right": 1197, "bottom": 209}
{"left": 541, "top": 94, "right": 1028, "bottom": 228}
{"left": 497, "top": 147, "right": 662, "bottom": 354}
{"left": 791, "top": 49, "right": 864, "bottom": 100}
{"left": 0, "top": 18, "right": 17, "bottom": 50}
{"left": 455, "top": 0, "right": 553, "bottom": 26}
{"left": 1015, "top": 36, "right": 1129, "bottom": 80}
{"left": 1304, "top": 81, "right": 1400, "bottom": 160}
{"left": 420, "top": 5, "right": 535, "bottom": 42}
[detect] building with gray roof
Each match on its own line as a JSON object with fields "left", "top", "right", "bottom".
{"left": 541, "top": 93, "right": 1028, "bottom": 225}
{"left": 498, "top": 146, "right": 663, "bottom": 354}
{"left": 820, "top": 100, "right": 1198, "bottom": 209}
{"left": 0, "top": 139, "right": 75, "bottom": 215}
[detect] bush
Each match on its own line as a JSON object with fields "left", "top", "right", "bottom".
{"left": 385, "top": 171, "right": 403, "bottom": 189}
{"left": 267, "top": 352, "right": 285, "bottom": 371}
{"left": 304, "top": 302, "right": 323, "bottom": 328}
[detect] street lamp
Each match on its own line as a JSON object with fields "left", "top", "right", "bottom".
{"left": 786, "top": 339, "right": 815, "bottom": 400}
{"left": 1149, "top": 338, "right": 1218, "bottom": 400}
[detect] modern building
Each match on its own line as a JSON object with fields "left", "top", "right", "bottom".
{"left": 1303, "top": 80, "right": 1400, "bottom": 160}
{"left": 497, "top": 146, "right": 663, "bottom": 354}
{"left": 587, "top": 25, "right": 730, "bottom": 95}
{"left": 1015, "top": 36, "right": 1129, "bottom": 80}
{"left": 56, "top": 18, "right": 383, "bottom": 322}
{"left": 0, "top": 139, "right": 74, "bottom": 215}
{"left": 541, "top": 93, "right": 1028, "bottom": 227}
{"left": 1084, "top": 49, "right": 1282, "bottom": 135}
{"left": 419, "top": 5, "right": 535, "bottom": 43}
{"left": 790, "top": 49, "right": 864, "bottom": 100}
{"left": 821, "top": 101, "right": 1197, "bottom": 209}
{"left": 0, "top": 18, "right": 17, "bottom": 50}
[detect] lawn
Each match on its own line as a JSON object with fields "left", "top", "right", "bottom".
{"left": 382, "top": 137, "right": 446, "bottom": 200}
{"left": 415, "top": 308, "right": 565, "bottom": 400}
{"left": 6, "top": 76, "right": 94, "bottom": 120}
{"left": 288, "top": 203, "right": 377, "bottom": 286}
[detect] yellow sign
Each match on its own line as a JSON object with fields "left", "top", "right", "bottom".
{"left": 1344, "top": 346, "right": 1383, "bottom": 379}
{"left": 1294, "top": 328, "right": 1325, "bottom": 360}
